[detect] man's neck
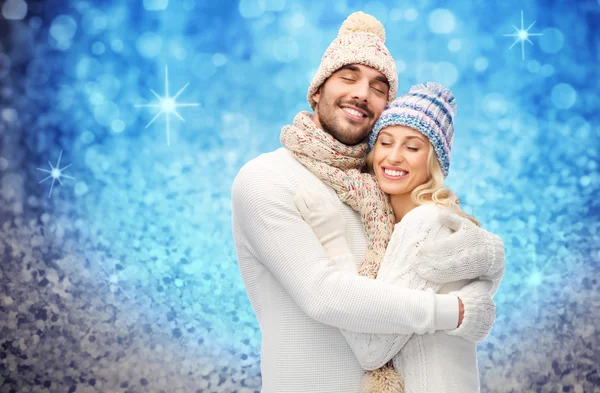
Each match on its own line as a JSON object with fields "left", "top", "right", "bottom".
{"left": 311, "top": 111, "right": 323, "bottom": 131}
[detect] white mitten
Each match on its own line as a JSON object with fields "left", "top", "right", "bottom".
{"left": 293, "top": 188, "right": 352, "bottom": 258}
{"left": 412, "top": 211, "right": 505, "bottom": 283}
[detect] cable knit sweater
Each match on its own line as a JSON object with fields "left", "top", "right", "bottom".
{"left": 231, "top": 148, "right": 500, "bottom": 393}
{"left": 334, "top": 203, "right": 504, "bottom": 393}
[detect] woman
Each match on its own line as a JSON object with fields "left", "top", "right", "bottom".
{"left": 281, "top": 82, "right": 505, "bottom": 393}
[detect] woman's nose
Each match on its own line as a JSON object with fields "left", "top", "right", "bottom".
{"left": 387, "top": 147, "right": 405, "bottom": 164}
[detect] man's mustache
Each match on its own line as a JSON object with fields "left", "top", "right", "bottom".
{"left": 339, "top": 100, "right": 373, "bottom": 119}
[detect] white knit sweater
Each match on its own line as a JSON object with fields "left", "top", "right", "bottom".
{"left": 231, "top": 148, "right": 501, "bottom": 393}
{"left": 334, "top": 204, "right": 505, "bottom": 393}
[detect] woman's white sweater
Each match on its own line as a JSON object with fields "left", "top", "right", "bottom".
{"left": 231, "top": 148, "right": 500, "bottom": 393}
{"left": 335, "top": 204, "right": 504, "bottom": 393}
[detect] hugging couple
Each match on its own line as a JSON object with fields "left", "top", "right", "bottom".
{"left": 232, "top": 11, "right": 504, "bottom": 393}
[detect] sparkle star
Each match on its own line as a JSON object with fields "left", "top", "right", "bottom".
{"left": 36, "top": 150, "right": 75, "bottom": 197}
{"left": 515, "top": 260, "right": 561, "bottom": 317}
{"left": 97, "top": 262, "right": 133, "bottom": 302}
{"left": 135, "top": 66, "right": 200, "bottom": 146}
{"left": 503, "top": 10, "right": 543, "bottom": 60}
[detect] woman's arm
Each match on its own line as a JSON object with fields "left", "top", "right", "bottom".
{"left": 412, "top": 210, "right": 505, "bottom": 342}
{"left": 445, "top": 267, "right": 504, "bottom": 343}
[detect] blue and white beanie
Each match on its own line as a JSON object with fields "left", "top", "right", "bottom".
{"left": 368, "top": 82, "right": 456, "bottom": 177}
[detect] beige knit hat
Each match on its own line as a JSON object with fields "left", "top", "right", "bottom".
{"left": 307, "top": 11, "right": 397, "bottom": 109}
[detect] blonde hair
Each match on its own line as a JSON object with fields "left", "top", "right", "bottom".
{"left": 365, "top": 144, "right": 480, "bottom": 227}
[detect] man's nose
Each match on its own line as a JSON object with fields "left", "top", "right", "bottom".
{"left": 350, "top": 80, "right": 370, "bottom": 102}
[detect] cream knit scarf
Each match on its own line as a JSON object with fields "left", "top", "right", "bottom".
{"left": 280, "top": 111, "right": 395, "bottom": 278}
{"left": 280, "top": 111, "right": 403, "bottom": 393}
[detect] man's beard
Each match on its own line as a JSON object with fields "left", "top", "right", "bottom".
{"left": 315, "top": 97, "right": 373, "bottom": 146}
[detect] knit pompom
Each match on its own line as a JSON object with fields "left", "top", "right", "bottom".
{"left": 360, "top": 366, "right": 404, "bottom": 393}
{"left": 338, "top": 11, "right": 386, "bottom": 42}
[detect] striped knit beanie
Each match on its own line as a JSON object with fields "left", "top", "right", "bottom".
{"left": 307, "top": 11, "right": 397, "bottom": 109}
{"left": 368, "top": 82, "right": 456, "bottom": 177}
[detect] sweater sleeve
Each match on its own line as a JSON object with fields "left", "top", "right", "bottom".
{"left": 232, "top": 161, "right": 451, "bottom": 335}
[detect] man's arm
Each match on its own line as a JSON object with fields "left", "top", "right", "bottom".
{"left": 231, "top": 162, "right": 458, "bottom": 335}
{"left": 337, "top": 267, "right": 499, "bottom": 369}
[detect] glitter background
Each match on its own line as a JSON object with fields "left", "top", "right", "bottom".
{"left": 0, "top": 0, "right": 599, "bottom": 392}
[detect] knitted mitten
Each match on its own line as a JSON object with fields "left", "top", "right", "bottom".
{"left": 361, "top": 363, "right": 404, "bottom": 393}
{"left": 447, "top": 265, "right": 504, "bottom": 342}
{"left": 412, "top": 213, "right": 505, "bottom": 283}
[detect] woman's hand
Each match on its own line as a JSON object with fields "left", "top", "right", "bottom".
{"left": 293, "top": 188, "right": 352, "bottom": 258}
{"left": 412, "top": 211, "right": 505, "bottom": 283}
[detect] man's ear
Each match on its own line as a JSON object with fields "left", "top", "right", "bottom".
{"left": 313, "top": 87, "right": 321, "bottom": 105}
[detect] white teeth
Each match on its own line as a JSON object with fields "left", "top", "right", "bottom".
{"left": 384, "top": 169, "right": 407, "bottom": 177}
{"left": 342, "top": 107, "right": 365, "bottom": 117}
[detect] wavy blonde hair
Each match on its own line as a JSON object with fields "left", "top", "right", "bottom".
{"left": 365, "top": 144, "right": 480, "bottom": 226}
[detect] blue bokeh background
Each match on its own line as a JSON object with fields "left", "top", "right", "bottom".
{"left": 0, "top": 0, "right": 599, "bottom": 392}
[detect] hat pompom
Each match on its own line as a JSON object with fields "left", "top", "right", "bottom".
{"left": 338, "top": 11, "right": 386, "bottom": 42}
{"left": 360, "top": 366, "right": 404, "bottom": 393}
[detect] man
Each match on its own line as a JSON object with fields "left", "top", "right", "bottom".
{"left": 231, "top": 12, "right": 498, "bottom": 393}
